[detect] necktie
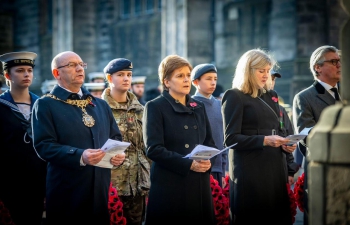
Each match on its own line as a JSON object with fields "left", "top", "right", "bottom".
{"left": 330, "top": 88, "right": 340, "bottom": 101}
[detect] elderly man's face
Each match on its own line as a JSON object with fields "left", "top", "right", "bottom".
{"left": 55, "top": 52, "right": 85, "bottom": 92}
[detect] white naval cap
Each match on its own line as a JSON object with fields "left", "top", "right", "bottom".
{"left": 0, "top": 51, "right": 37, "bottom": 71}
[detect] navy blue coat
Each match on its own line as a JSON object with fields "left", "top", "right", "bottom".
{"left": 143, "top": 90, "right": 216, "bottom": 225}
{"left": 0, "top": 90, "right": 46, "bottom": 225}
{"left": 32, "top": 85, "right": 122, "bottom": 225}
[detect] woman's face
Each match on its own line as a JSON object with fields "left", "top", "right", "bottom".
{"left": 165, "top": 66, "right": 191, "bottom": 99}
{"left": 109, "top": 70, "right": 132, "bottom": 92}
{"left": 6, "top": 65, "right": 33, "bottom": 89}
{"left": 254, "top": 65, "right": 271, "bottom": 89}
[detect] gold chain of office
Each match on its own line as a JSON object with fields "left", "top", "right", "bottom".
{"left": 44, "top": 94, "right": 95, "bottom": 127}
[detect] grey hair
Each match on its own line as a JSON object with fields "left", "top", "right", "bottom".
{"left": 310, "top": 45, "right": 339, "bottom": 79}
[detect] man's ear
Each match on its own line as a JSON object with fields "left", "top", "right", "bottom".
{"left": 314, "top": 64, "right": 321, "bottom": 73}
{"left": 53, "top": 69, "right": 59, "bottom": 79}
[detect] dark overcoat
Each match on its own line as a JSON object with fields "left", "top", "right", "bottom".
{"left": 143, "top": 90, "right": 216, "bottom": 225}
{"left": 32, "top": 85, "right": 122, "bottom": 225}
{"left": 222, "top": 88, "right": 292, "bottom": 225}
{"left": 0, "top": 90, "right": 46, "bottom": 225}
{"left": 292, "top": 80, "right": 337, "bottom": 221}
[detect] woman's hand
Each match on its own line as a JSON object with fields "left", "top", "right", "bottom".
{"left": 263, "top": 135, "right": 290, "bottom": 147}
{"left": 110, "top": 153, "right": 126, "bottom": 166}
{"left": 190, "top": 160, "right": 211, "bottom": 173}
{"left": 281, "top": 143, "right": 297, "bottom": 154}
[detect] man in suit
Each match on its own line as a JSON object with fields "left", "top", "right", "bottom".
{"left": 293, "top": 45, "right": 341, "bottom": 225}
{"left": 32, "top": 51, "right": 126, "bottom": 225}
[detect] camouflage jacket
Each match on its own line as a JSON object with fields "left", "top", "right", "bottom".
{"left": 102, "top": 88, "right": 150, "bottom": 196}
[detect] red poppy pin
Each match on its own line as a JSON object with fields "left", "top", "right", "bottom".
{"left": 89, "top": 101, "right": 96, "bottom": 107}
{"left": 189, "top": 102, "right": 197, "bottom": 108}
{"left": 272, "top": 97, "right": 278, "bottom": 103}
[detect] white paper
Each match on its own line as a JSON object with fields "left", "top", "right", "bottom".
{"left": 95, "top": 139, "right": 130, "bottom": 168}
{"left": 285, "top": 127, "right": 313, "bottom": 145}
{"left": 183, "top": 143, "right": 237, "bottom": 160}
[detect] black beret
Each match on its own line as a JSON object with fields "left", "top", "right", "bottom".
{"left": 103, "top": 58, "right": 133, "bottom": 75}
{"left": 0, "top": 51, "right": 37, "bottom": 71}
{"left": 191, "top": 63, "right": 217, "bottom": 81}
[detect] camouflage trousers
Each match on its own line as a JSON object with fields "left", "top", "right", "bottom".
{"left": 119, "top": 195, "right": 146, "bottom": 225}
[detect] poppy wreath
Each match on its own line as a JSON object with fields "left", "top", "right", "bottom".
{"left": 294, "top": 172, "right": 305, "bottom": 212}
{"left": 210, "top": 175, "right": 229, "bottom": 225}
{"left": 0, "top": 200, "right": 15, "bottom": 225}
{"left": 286, "top": 183, "right": 297, "bottom": 223}
{"left": 108, "top": 183, "right": 126, "bottom": 225}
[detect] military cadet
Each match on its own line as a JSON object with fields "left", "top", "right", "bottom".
{"left": 83, "top": 82, "right": 106, "bottom": 98}
{"left": 191, "top": 63, "right": 227, "bottom": 187}
{"left": 0, "top": 52, "right": 47, "bottom": 225}
{"left": 131, "top": 75, "right": 146, "bottom": 105}
{"left": 32, "top": 51, "right": 125, "bottom": 225}
{"left": 102, "top": 58, "right": 151, "bottom": 225}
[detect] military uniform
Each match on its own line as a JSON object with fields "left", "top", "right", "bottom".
{"left": 102, "top": 87, "right": 150, "bottom": 225}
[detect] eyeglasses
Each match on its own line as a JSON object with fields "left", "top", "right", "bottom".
{"left": 322, "top": 59, "right": 341, "bottom": 66}
{"left": 57, "top": 62, "right": 88, "bottom": 69}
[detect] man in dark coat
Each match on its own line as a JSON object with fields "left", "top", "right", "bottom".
{"left": 293, "top": 45, "right": 341, "bottom": 225}
{"left": 32, "top": 51, "right": 125, "bottom": 225}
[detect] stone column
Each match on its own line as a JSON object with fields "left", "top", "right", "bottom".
{"left": 52, "top": 0, "right": 73, "bottom": 56}
{"left": 307, "top": 1, "right": 350, "bottom": 224}
{"left": 161, "top": 0, "right": 188, "bottom": 58}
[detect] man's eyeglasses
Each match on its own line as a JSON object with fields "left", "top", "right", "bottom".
{"left": 57, "top": 62, "right": 88, "bottom": 69}
{"left": 322, "top": 59, "right": 341, "bottom": 66}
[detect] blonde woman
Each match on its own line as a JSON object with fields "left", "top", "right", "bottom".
{"left": 222, "top": 49, "right": 296, "bottom": 225}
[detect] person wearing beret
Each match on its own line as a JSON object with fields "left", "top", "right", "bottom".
{"left": 191, "top": 63, "right": 227, "bottom": 188}
{"left": 31, "top": 51, "right": 125, "bottom": 225}
{"left": 221, "top": 49, "right": 295, "bottom": 225}
{"left": 102, "top": 58, "right": 151, "bottom": 225}
{"left": 143, "top": 55, "right": 216, "bottom": 225}
{"left": 0, "top": 52, "right": 47, "bottom": 225}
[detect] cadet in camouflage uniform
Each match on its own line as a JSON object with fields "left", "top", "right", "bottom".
{"left": 102, "top": 58, "right": 151, "bottom": 225}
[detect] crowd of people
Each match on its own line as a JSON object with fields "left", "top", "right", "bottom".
{"left": 0, "top": 44, "right": 341, "bottom": 225}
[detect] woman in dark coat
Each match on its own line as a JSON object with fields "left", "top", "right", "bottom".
{"left": 0, "top": 52, "right": 46, "bottom": 225}
{"left": 221, "top": 49, "right": 296, "bottom": 225}
{"left": 143, "top": 55, "right": 216, "bottom": 225}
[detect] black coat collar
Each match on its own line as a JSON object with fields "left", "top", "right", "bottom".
{"left": 313, "top": 80, "right": 336, "bottom": 105}
{"left": 162, "top": 90, "right": 202, "bottom": 113}
{"left": 50, "top": 85, "right": 94, "bottom": 100}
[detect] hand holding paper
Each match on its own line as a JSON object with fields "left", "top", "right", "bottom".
{"left": 184, "top": 143, "right": 237, "bottom": 160}
{"left": 285, "top": 127, "right": 313, "bottom": 146}
{"left": 95, "top": 139, "right": 130, "bottom": 168}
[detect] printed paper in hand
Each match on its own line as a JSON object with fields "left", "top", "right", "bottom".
{"left": 183, "top": 143, "right": 237, "bottom": 160}
{"left": 285, "top": 126, "right": 313, "bottom": 145}
{"left": 95, "top": 139, "right": 130, "bottom": 168}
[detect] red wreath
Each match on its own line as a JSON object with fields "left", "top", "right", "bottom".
{"left": 0, "top": 200, "right": 15, "bottom": 225}
{"left": 210, "top": 175, "right": 229, "bottom": 225}
{"left": 294, "top": 173, "right": 305, "bottom": 212}
{"left": 286, "top": 183, "right": 297, "bottom": 223}
{"left": 108, "top": 183, "right": 126, "bottom": 225}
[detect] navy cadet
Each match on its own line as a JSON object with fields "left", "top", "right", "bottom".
{"left": 102, "top": 58, "right": 151, "bottom": 225}
{"left": 88, "top": 72, "right": 105, "bottom": 83}
{"left": 191, "top": 63, "right": 227, "bottom": 187}
{"left": 0, "top": 52, "right": 47, "bottom": 225}
{"left": 83, "top": 82, "right": 106, "bottom": 99}
{"left": 32, "top": 51, "right": 126, "bottom": 225}
{"left": 131, "top": 76, "right": 146, "bottom": 105}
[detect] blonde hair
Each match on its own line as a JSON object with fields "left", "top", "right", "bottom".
{"left": 232, "top": 49, "right": 275, "bottom": 98}
{"left": 158, "top": 55, "right": 192, "bottom": 91}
